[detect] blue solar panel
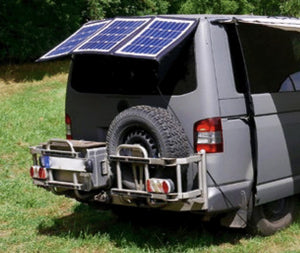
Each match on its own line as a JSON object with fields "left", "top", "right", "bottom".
{"left": 39, "top": 21, "right": 109, "bottom": 60}
{"left": 38, "top": 17, "right": 197, "bottom": 62}
{"left": 116, "top": 18, "right": 196, "bottom": 58}
{"left": 74, "top": 18, "right": 150, "bottom": 53}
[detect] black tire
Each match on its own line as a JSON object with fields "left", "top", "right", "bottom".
{"left": 249, "top": 196, "right": 296, "bottom": 236}
{"left": 106, "top": 105, "right": 190, "bottom": 189}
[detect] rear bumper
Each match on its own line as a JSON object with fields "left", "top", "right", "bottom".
{"left": 30, "top": 140, "right": 208, "bottom": 211}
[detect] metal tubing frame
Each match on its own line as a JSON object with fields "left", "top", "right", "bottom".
{"left": 30, "top": 140, "right": 88, "bottom": 190}
{"left": 200, "top": 149, "right": 208, "bottom": 209}
{"left": 31, "top": 141, "right": 208, "bottom": 208}
{"left": 176, "top": 164, "right": 182, "bottom": 194}
{"left": 111, "top": 144, "right": 207, "bottom": 206}
{"left": 115, "top": 144, "right": 149, "bottom": 191}
{"left": 30, "top": 139, "right": 80, "bottom": 158}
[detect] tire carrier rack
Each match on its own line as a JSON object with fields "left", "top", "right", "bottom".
{"left": 109, "top": 144, "right": 208, "bottom": 209}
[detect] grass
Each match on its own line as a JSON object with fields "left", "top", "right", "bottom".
{"left": 0, "top": 62, "right": 300, "bottom": 252}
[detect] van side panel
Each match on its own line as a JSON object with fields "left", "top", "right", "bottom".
{"left": 253, "top": 93, "right": 300, "bottom": 205}
{"left": 211, "top": 21, "right": 300, "bottom": 208}
{"left": 235, "top": 23, "right": 300, "bottom": 205}
{"left": 203, "top": 22, "right": 253, "bottom": 211}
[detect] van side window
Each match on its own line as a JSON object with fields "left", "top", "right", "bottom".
{"left": 237, "top": 23, "right": 300, "bottom": 94}
{"left": 224, "top": 24, "right": 248, "bottom": 93}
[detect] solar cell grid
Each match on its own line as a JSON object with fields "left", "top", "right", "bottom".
{"left": 116, "top": 18, "right": 195, "bottom": 58}
{"left": 40, "top": 22, "right": 109, "bottom": 60}
{"left": 75, "top": 18, "right": 150, "bottom": 52}
{"left": 142, "top": 28, "right": 181, "bottom": 39}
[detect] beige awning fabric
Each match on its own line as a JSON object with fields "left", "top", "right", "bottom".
{"left": 220, "top": 17, "right": 300, "bottom": 32}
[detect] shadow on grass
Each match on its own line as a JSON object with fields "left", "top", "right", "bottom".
{"left": 38, "top": 203, "right": 250, "bottom": 250}
{"left": 0, "top": 60, "right": 69, "bottom": 84}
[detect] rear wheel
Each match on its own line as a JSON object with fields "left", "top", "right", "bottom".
{"left": 249, "top": 196, "right": 296, "bottom": 236}
{"left": 106, "top": 105, "right": 190, "bottom": 189}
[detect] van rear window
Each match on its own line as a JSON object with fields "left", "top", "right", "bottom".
{"left": 70, "top": 40, "right": 196, "bottom": 95}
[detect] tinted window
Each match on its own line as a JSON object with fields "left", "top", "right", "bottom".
{"left": 280, "top": 72, "right": 300, "bottom": 91}
{"left": 237, "top": 24, "right": 300, "bottom": 94}
{"left": 225, "top": 24, "right": 248, "bottom": 93}
{"left": 70, "top": 40, "right": 196, "bottom": 95}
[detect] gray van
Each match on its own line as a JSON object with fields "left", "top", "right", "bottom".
{"left": 30, "top": 15, "right": 300, "bottom": 235}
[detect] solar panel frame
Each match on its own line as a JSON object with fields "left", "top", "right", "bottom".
{"left": 115, "top": 17, "right": 197, "bottom": 59}
{"left": 38, "top": 21, "right": 110, "bottom": 61}
{"left": 73, "top": 18, "right": 151, "bottom": 53}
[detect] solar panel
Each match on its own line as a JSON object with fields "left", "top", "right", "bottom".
{"left": 39, "top": 21, "right": 110, "bottom": 61}
{"left": 38, "top": 17, "right": 197, "bottom": 62}
{"left": 74, "top": 18, "right": 150, "bottom": 53}
{"left": 116, "top": 18, "right": 196, "bottom": 58}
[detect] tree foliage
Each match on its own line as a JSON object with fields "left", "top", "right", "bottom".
{"left": 0, "top": 0, "right": 87, "bottom": 63}
{"left": 178, "top": 0, "right": 300, "bottom": 16}
{"left": 86, "top": 0, "right": 170, "bottom": 19}
{"left": 1, "top": 0, "right": 300, "bottom": 64}
{"left": 179, "top": 0, "right": 254, "bottom": 14}
{"left": 279, "top": 0, "right": 300, "bottom": 17}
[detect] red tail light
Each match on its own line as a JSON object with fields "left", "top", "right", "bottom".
{"left": 38, "top": 167, "right": 48, "bottom": 179}
{"left": 65, "top": 113, "right": 72, "bottom": 140}
{"left": 194, "top": 117, "right": 223, "bottom": 153}
{"left": 146, "top": 179, "right": 153, "bottom": 193}
{"left": 30, "top": 166, "right": 47, "bottom": 179}
{"left": 146, "top": 178, "right": 174, "bottom": 194}
{"left": 30, "top": 166, "right": 34, "bottom": 178}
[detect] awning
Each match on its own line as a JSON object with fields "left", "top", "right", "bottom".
{"left": 220, "top": 17, "right": 300, "bottom": 32}
{"left": 38, "top": 16, "right": 198, "bottom": 62}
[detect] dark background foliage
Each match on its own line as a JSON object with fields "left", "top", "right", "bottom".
{"left": 1, "top": 0, "right": 300, "bottom": 64}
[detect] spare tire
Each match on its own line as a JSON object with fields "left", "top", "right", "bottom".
{"left": 106, "top": 105, "right": 190, "bottom": 189}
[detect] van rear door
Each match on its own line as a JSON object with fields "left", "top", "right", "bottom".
{"left": 237, "top": 22, "right": 300, "bottom": 205}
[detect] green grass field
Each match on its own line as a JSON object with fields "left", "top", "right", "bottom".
{"left": 0, "top": 62, "right": 300, "bottom": 252}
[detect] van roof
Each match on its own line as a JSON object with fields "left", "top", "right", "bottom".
{"left": 161, "top": 14, "right": 297, "bottom": 20}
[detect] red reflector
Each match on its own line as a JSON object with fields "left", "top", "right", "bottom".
{"left": 65, "top": 113, "right": 73, "bottom": 140}
{"left": 38, "top": 167, "right": 47, "bottom": 179}
{"left": 146, "top": 179, "right": 153, "bottom": 193}
{"left": 30, "top": 167, "right": 34, "bottom": 178}
{"left": 30, "top": 165, "right": 40, "bottom": 178}
{"left": 146, "top": 178, "right": 174, "bottom": 194}
{"left": 65, "top": 114, "right": 71, "bottom": 124}
{"left": 162, "top": 181, "right": 170, "bottom": 194}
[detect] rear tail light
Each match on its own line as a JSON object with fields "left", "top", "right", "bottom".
{"left": 194, "top": 117, "right": 223, "bottom": 153}
{"left": 30, "top": 166, "right": 48, "bottom": 180}
{"left": 30, "top": 166, "right": 40, "bottom": 178}
{"left": 30, "top": 166, "right": 35, "bottom": 178}
{"left": 65, "top": 113, "right": 72, "bottom": 140}
{"left": 146, "top": 178, "right": 175, "bottom": 194}
{"left": 38, "top": 167, "right": 48, "bottom": 179}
